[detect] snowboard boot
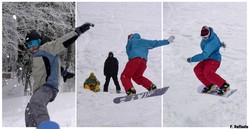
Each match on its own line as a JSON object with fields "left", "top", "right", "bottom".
{"left": 202, "top": 84, "right": 215, "bottom": 93}
{"left": 148, "top": 84, "right": 157, "bottom": 91}
{"left": 217, "top": 82, "right": 230, "bottom": 95}
{"left": 126, "top": 88, "right": 136, "bottom": 96}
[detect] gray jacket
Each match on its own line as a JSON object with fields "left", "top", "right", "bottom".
{"left": 32, "top": 31, "right": 78, "bottom": 92}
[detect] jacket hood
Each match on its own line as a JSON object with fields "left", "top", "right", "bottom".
{"left": 205, "top": 27, "right": 215, "bottom": 41}
{"left": 209, "top": 27, "right": 214, "bottom": 38}
{"left": 130, "top": 33, "right": 141, "bottom": 40}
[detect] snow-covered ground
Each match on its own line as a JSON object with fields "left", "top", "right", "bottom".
{"left": 163, "top": 2, "right": 247, "bottom": 127}
{"left": 2, "top": 78, "right": 76, "bottom": 127}
{"left": 76, "top": 2, "right": 163, "bottom": 127}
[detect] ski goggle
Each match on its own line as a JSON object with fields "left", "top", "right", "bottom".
{"left": 201, "top": 35, "right": 209, "bottom": 40}
{"left": 26, "top": 39, "right": 41, "bottom": 48}
{"left": 201, "top": 26, "right": 210, "bottom": 40}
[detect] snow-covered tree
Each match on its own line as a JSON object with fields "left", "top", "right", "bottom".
{"left": 2, "top": 2, "right": 76, "bottom": 95}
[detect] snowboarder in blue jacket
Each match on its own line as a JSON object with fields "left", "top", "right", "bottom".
{"left": 187, "top": 26, "right": 230, "bottom": 95}
{"left": 121, "top": 33, "right": 175, "bottom": 95}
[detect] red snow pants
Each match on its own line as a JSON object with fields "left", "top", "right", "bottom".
{"left": 121, "top": 57, "right": 153, "bottom": 92}
{"left": 194, "top": 59, "right": 225, "bottom": 88}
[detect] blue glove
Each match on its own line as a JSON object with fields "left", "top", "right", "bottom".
{"left": 75, "top": 23, "right": 94, "bottom": 36}
{"left": 187, "top": 57, "right": 192, "bottom": 63}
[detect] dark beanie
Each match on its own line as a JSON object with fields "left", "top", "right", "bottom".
{"left": 108, "top": 52, "right": 113, "bottom": 56}
{"left": 25, "top": 31, "right": 41, "bottom": 42}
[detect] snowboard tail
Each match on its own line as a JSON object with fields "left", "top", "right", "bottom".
{"left": 113, "top": 87, "right": 169, "bottom": 104}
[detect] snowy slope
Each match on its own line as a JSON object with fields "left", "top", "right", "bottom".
{"left": 2, "top": 78, "right": 76, "bottom": 127}
{"left": 76, "top": 2, "right": 163, "bottom": 127}
{"left": 163, "top": 2, "right": 247, "bottom": 127}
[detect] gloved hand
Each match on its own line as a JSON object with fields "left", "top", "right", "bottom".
{"left": 61, "top": 66, "right": 75, "bottom": 82}
{"left": 221, "top": 42, "right": 226, "bottom": 48}
{"left": 187, "top": 57, "right": 192, "bottom": 63}
{"left": 75, "top": 22, "right": 94, "bottom": 36}
{"left": 167, "top": 35, "right": 175, "bottom": 43}
{"left": 63, "top": 72, "right": 75, "bottom": 82}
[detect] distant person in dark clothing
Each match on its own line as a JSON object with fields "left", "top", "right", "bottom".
{"left": 103, "top": 52, "right": 121, "bottom": 93}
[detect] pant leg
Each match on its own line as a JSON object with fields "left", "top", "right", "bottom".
{"left": 93, "top": 85, "right": 100, "bottom": 92}
{"left": 193, "top": 60, "right": 212, "bottom": 86}
{"left": 112, "top": 75, "right": 121, "bottom": 91}
{"left": 25, "top": 103, "right": 37, "bottom": 127}
{"left": 103, "top": 76, "right": 111, "bottom": 92}
{"left": 120, "top": 58, "right": 139, "bottom": 92}
{"left": 84, "top": 84, "right": 91, "bottom": 90}
{"left": 203, "top": 60, "right": 226, "bottom": 87}
{"left": 132, "top": 59, "right": 152, "bottom": 90}
{"left": 25, "top": 86, "right": 57, "bottom": 127}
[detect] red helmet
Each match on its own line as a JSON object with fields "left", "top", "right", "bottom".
{"left": 200, "top": 26, "right": 210, "bottom": 37}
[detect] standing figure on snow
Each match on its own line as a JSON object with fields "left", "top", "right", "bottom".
{"left": 103, "top": 52, "right": 121, "bottom": 93}
{"left": 24, "top": 23, "right": 94, "bottom": 127}
{"left": 121, "top": 33, "right": 175, "bottom": 96}
{"left": 187, "top": 26, "right": 230, "bottom": 95}
{"left": 83, "top": 72, "right": 100, "bottom": 92}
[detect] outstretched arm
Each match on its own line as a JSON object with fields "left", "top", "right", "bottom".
{"left": 144, "top": 39, "right": 169, "bottom": 49}
{"left": 144, "top": 35, "right": 175, "bottom": 49}
{"left": 40, "top": 23, "right": 94, "bottom": 55}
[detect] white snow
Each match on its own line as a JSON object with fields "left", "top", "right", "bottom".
{"left": 163, "top": 2, "right": 247, "bottom": 127}
{"left": 12, "top": 15, "right": 17, "bottom": 20}
{"left": 2, "top": 78, "right": 76, "bottom": 127}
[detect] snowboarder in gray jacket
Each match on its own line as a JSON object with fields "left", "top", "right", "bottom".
{"left": 25, "top": 23, "right": 94, "bottom": 127}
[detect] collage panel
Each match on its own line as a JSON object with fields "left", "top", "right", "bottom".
{"left": 163, "top": 2, "right": 247, "bottom": 127}
{"left": 1, "top": 1, "right": 248, "bottom": 129}
{"left": 76, "top": 2, "right": 163, "bottom": 127}
{"left": 2, "top": 2, "right": 76, "bottom": 127}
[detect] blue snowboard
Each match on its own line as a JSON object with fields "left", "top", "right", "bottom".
{"left": 38, "top": 120, "right": 60, "bottom": 129}
{"left": 113, "top": 87, "right": 169, "bottom": 104}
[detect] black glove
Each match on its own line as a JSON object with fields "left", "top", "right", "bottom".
{"left": 61, "top": 66, "right": 75, "bottom": 82}
{"left": 187, "top": 57, "right": 192, "bottom": 63}
{"left": 63, "top": 72, "right": 75, "bottom": 82}
{"left": 75, "top": 22, "right": 94, "bottom": 36}
{"left": 221, "top": 42, "right": 226, "bottom": 48}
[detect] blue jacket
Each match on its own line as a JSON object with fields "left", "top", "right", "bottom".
{"left": 191, "top": 27, "right": 222, "bottom": 62}
{"left": 126, "top": 33, "right": 169, "bottom": 61}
